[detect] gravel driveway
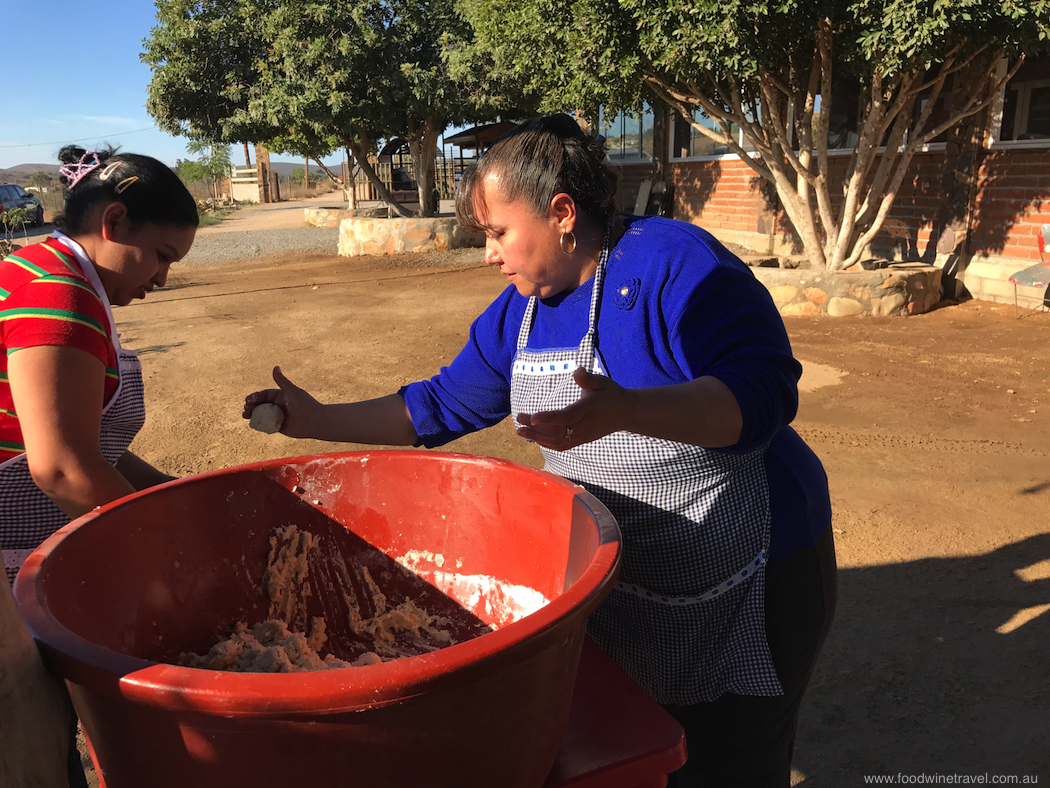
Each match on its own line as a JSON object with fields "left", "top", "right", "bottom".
{"left": 181, "top": 226, "right": 341, "bottom": 265}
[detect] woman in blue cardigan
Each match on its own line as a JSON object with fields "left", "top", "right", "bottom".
{"left": 245, "top": 114, "right": 837, "bottom": 787}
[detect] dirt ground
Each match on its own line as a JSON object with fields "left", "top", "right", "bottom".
{"left": 86, "top": 200, "right": 1050, "bottom": 784}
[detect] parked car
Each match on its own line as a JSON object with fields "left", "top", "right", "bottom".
{"left": 0, "top": 184, "right": 45, "bottom": 227}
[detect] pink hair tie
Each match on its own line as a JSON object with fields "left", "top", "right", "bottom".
{"left": 59, "top": 151, "right": 103, "bottom": 190}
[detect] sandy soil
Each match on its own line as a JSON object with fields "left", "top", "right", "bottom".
{"left": 84, "top": 201, "right": 1050, "bottom": 784}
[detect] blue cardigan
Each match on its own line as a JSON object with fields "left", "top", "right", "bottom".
{"left": 403, "top": 216, "right": 831, "bottom": 560}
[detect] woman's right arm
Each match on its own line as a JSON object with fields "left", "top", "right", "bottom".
{"left": 243, "top": 366, "right": 420, "bottom": 446}
{"left": 7, "top": 345, "right": 136, "bottom": 519}
{"left": 245, "top": 291, "right": 523, "bottom": 449}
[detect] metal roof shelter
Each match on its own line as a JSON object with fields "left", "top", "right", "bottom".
{"left": 442, "top": 121, "right": 519, "bottom": 153}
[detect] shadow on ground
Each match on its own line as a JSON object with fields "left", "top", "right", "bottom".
{"left": 795, "top": 534, "right": 1050, "bottom": 783}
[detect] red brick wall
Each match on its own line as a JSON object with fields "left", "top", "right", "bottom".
{"left": 665, "top": 147, "right": 1049, "bottom": 262}
{"left": 668, "top": 158, "right": 770, "bottom": 235}
{"left": 970, "top": 149, "right": 1050, "bottom": 262}
{"left": 614, "top": 162, "right": 655, "bottom": 214}
{"left": 862, "top": 150, "right": 943, "bottom": 259}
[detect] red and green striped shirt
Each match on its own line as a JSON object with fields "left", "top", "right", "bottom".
{"left": 0, "top": 238, "right": 117, "bottom": 461}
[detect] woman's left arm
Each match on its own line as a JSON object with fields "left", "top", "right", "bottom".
{"left": 519, "top": 251, "right": 799, "bottom": 452}
{"left": 517, "top": 369, "right": 742, "bottom": 450}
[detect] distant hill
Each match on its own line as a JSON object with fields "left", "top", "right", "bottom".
{"left": 0, "top": 163, "right": 62, "bottom": 183}
{"left": 268, "top": 161, "right": 341, "bottom": 177}
{"left": 1, "top": 159, "right": 324, "bottom": 184}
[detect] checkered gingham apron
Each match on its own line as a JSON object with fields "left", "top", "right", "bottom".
{"left": 1, "top": 239, "right": 145, "bottom": 585}
{"left": 509, "top": 229, "right": 782, "bottom": 704}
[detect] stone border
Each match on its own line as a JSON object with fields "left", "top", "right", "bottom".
{"left": 336, "top": 216, "right": 485, "bottom": 256}
{"left": 304, "top": 207, "right": 355, "bottom": 228}
{"left": 708, "top": 226, "right": 1050, "bottom": 312}
{"left": 750, "top": 263, "right": 943, "bottom": 317}
{"left": 314, "top": 209, "right": 943, "bottom": 314}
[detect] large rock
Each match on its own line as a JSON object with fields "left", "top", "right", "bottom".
{"left": 338, "top": 216, "right": 484, "bottom": 257}
{"left": 750, "top": 263, "right": 942, "bottom": 317}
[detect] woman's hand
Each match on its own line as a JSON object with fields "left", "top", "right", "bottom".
{"left": 516, "top": 367, "right": 745, "bottom": 451}
{"left": 243, "top": 366, "right": 323, "bottom": 439}
{"left": 516, "top": 368, "right": 633, "bottom": 451}
{"left": 243, "top": 368, "right": 419, "bottom": 446}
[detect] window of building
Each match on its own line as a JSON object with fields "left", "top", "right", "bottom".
{"left": 597, "top": 104, "right": 655, "bottom": 160}
{"left": 669, "top": 106, "right": 764, "bottom": 160}
{"left": 991, "top": 56, "right": 1050, "bottom": 145}
{"left": 825, "top": 76, "right": 863, "bottom": 151}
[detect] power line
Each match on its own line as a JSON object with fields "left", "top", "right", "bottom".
{"left": 0, "top": 127, "right": 158, "bottom": 150}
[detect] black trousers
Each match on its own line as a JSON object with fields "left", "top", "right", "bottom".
{"left": 663, "top": 526, "right": 837, "bottom": 788}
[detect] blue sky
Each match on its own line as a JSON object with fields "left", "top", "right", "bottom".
{"left": 0, "top": 0, "right": 386, "bottom": 171}
{"left": 1, "top": 1, "right": 189, "bottom": 170}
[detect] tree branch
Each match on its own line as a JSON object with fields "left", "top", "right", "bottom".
{"left": 915, "top": 54, "right": 1026, "bottom": 146}
{"left": 644, "top": 72, "right": 775, "bottom": 183}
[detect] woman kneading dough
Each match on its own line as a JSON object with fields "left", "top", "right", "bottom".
{"left": 245, "top": 115, "right": 836, "bottom": 788}
{"left": 0, "top": 146, "right": 197, "bottom": 787}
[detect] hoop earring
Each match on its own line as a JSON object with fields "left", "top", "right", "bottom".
{"left": 560, "top": 231, "right": 577, "bottom": 255}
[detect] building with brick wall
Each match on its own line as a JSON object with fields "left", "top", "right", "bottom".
{"left": 604, "top": 55, "right": 1050, "bottom": 308}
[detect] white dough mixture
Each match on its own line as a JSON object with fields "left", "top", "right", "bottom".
{"left": 179, "top": 524, "right": 467, "bottom": 673}
{"left": 248, "top": 403, "right": 285, "bottom": 434}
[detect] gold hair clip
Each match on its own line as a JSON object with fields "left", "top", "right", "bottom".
{"left": 114, "top": 176, "right": 139, "bottom": 195}
{"left": 98, "top": 161, "right": 123, "bottom": 180}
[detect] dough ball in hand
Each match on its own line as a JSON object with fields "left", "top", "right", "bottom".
{"left": 249, "top": 403, "right": 285, "bottom": 434}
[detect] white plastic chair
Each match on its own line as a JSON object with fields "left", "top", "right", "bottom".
{"left": 1009, "top": 223, "right": 1050, "bottom": 312}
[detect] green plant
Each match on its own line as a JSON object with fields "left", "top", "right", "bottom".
{"left": 176, "top": 141, "right": 232, "bottom": 201}
{"left": 197, "top": 211, "right": 228, "bottom": 227}
{"left": 1, "top": 207, "right": 31, "bottom": 251}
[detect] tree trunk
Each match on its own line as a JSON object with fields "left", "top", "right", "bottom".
{"left": 655, "top": 41, "right": 1014, "bottom": 271}
{"left": 210, "top": 144, "right": 219, "bottom": 202}
{"left": 343, "top": 135, "right": 412, "bottom": 217}
{"left": 407, "top": 116, "right": 442, "bottom": 218}
{"left": 243, "top": 142, "right": 252, "bottom": 167}
{"left": 932, "top": 55, "right": 993, "bottom": 297}
{"left": 304, "top": 157, "right": 309, "bottom": 189}
{"left": 346, "top": 146, "right": 357, "bottom": 210}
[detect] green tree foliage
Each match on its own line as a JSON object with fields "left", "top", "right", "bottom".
{"left": 143, "top": 0, "right": 527, "bottom": 216}
{"left": 176, "top": 140, "right": 233, "bottom": 201}
{"left": 456, "top": 0, "right": 1050, "bottom": 269}
{"left": 287, "top": 167, "right": 318, "bottom": 185}
{"left": 26, "top": 172, "right": 54, "bottom": 192}
{"left": 143, "top": 0, "right": 273, "bottom": 141}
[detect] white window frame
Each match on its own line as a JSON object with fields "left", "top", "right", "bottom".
{"left": 988, "top": 57, "right": 1050, "bottom": 149}
{"left": 668, "top": 113, "right": 755, "bottom": 162}
{"left": 666, "top": 100, "right": 868, "bottom": 163}
{"left": 598, "top": 104, "right": 656, "bottom": 162}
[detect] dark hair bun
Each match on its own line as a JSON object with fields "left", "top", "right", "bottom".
{"left": 56, "top": 145, "right": 116, "bottom": 188}
{"left": 585, "top": 134, "right": 608, "bottom": 163}
{"left": 52, "top": 145, "right": 197, "bottom": 233}
{"left": 57, "top": 145, "right": 88, "bottom": 165}
{"left": 455, "top": 113, "right": 619, "bottom": 232}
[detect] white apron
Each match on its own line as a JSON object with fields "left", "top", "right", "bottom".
{"left": 509, "top": 230, "right": 782, "bottom": 705}
{"left": 1, "top": 237, "right": 145, "bottom": 585}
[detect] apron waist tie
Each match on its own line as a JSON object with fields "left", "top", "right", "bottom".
{"left": 615, "top": 549, "right": 768, "bottom": 605}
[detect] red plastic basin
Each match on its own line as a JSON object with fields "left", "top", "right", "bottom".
{"left": 15, "top": 451, "right": 621, "bottom": 788}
